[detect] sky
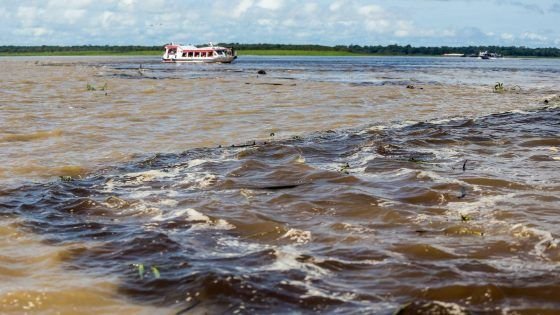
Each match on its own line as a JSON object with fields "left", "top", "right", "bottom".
{"left": 1, "top": 0, "right": 559, "bottom": 47}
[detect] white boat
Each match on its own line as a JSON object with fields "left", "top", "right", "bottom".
{"left": 162, "top": 42, "right": 237, "bottom": 63}
{"left": 478, "top": 51, "right": 502, "bottom": 59}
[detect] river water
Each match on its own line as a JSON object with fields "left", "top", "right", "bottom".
{"left": 1, "top": 56, "right": 559, "bottom": 314}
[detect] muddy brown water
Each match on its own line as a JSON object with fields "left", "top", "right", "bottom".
{"left": 1, "top": 56, "right": 559, "bottom": 314}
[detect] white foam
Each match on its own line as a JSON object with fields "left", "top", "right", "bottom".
{"left": 447, "top": 193, "right": 514, "bottom": 218}
{"left": 152, "top": 207, "right": 235, "bottom": 230}
{"left": 188, "top": 159, "right": 208, "bottom": 168}
{"left": 299, "top": 281, "right": 357, "bottom": 302}
{"left": 128, "top": 189, "right": 159, "bottom": 199}
{"left": 281, "top": 228, "right": 312, "bottom": 244}
{"left": 429, "top": 118, "right": 455, "bottom": 125}
{"left": 339, "top": 222, "right": 376, "bottom": 234}
{"left": 416, "top": 170, "right": 472, "bottom": 187}
{"left": 173, "top": 173, "right": 218, "bottom": 190}
{"left": 159, "top": 199, "right": 179, "bottom": 207}
{"left": 265, "top": 247, "right": 328, "bottom": 277}
{"left": 510, "top": 109, "right": 532, "bottom": 115}
{"left": 510, "top": 223, "right": 558, "bottom": 259}
{"left": 122, "top": 169, "right": 179, "bottom": 184}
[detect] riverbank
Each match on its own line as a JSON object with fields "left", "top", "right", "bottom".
{"left": 3, "top": 44, "right": 560, "bottom": 57}
{"left": 0, "top": 50, "right": 366, "bottom": 57}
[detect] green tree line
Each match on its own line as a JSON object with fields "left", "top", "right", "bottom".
{"left": 1, "top": 44, "right": 559, "bottom": 57}
{"left": 0, "top": 45, "right": 163, "bottom": 53}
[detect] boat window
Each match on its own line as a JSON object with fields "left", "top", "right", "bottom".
{"left": 188, "top": 52, "right": 193, "bottom": 57}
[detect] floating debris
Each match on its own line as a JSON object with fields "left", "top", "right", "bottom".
{"left": 458, "top": 187, "right": 467, "bottom": 199}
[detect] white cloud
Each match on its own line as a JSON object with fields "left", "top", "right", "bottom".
{"left": 303, "top": 3, "right": 318, "bottom": 14}
{"left": 282, "top": 19, "right": 296, "bottom": 27}
{"left": 358, "top": 4, "right": 385, "bottom": 16}
{"left": 394, "top": 20, "right": 413, "bottom": 37}
{"left": 501, "top": 33, "right": 514, "bottom": 40}
{"left": 17, "top": 6, "right": 42, "bottom": 26}
{"left": 118, "top": 0, "right": 135, "bottom": 8}
{"left": 364, "top": 19, "right": 390, "bottom": 33}
{"left": 1, "top": 1, "right": 559, "bottom": 47}
{"left": 358, "top": 4, "right": 390, "bottom": 33}
{"left": 257, "top": 18, "right": 275, "bottom": 26}
{"left": 233, "top": 0, "right": 254, "bottom": 18}
{"left": 0, "top": 8, "right": 8, "bottom": 19}
{"left": 520, "top": 32, "right": 547, "bottom": 41}
{"left": 257, "top": 0, "right": 283, "bottom": 10}
{"left": 15, "top": 27, "right": 52, "bottom": 37}
{"left": 440, "top": 29, "right": 456, "bottom": 37}
{"left": 47, "top": 0, "right": 92, "bottom": 9}
{"left": 329, "top": 1, "right": 343, "bottom": 12}
{"left": 62, "top": 9, "right": 86, "bottom": 24}
{"left": 31, "top": 27, "right": 50, "bottom": 37}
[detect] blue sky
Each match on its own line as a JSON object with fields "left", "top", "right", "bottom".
{"left": 1, "top": 0, "right": 559, "bottom": 47}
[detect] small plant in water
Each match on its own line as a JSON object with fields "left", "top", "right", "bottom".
{"left": 59, "top": 176, "right": 73, "bottom": 182}
{"left": 86, "top": 84, "right": 96, "bottom": 91}
{"left": 493, "top": 82, "right": 522, "bottom": 94}
{"left": 151, "top": 265, "right": 161, "bottom": 279}
{"left": 132, "top": 263, "right": 161, "bottom": 279}
{"left": 460, "top": 214, "right": 472, "bottom": 222}
{"left": 494, "top": 82, "right": 505, "bottom": 93}
{"left": 339, "top": 162, "right": 350, "bottom": 174}
{"left": 132, "top": 263, "right": 145, "bottom": 279}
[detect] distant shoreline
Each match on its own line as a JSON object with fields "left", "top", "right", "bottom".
{"left": 2, "top": 44, "right": 559, "bottom": 57}
{"left": 0, "top": 50, "right": 364, "bottom": 57}
{"left": 2, "top": 51, "right": 558, "bottom": 58}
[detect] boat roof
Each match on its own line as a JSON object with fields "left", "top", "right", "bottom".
{"left": 164, "top": 43, "right": 230, "bottom": 50}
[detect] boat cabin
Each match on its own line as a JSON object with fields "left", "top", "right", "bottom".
{"left": 162, "top": 43, "right": 236, "bottom": 63}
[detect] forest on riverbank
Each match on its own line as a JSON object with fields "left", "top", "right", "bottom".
{"left": 1, "top": 44, "right": 559, "bottom": 57}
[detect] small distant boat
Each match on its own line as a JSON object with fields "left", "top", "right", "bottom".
{"left": 162, "top": 42, "right": 237, "bottom": 63}
{"left": 478, "top": 51, "right": 502, "bottom": 59}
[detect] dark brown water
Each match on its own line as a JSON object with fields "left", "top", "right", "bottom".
{"left": 1, "top": 56, "right": 559, "bottom": 314}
